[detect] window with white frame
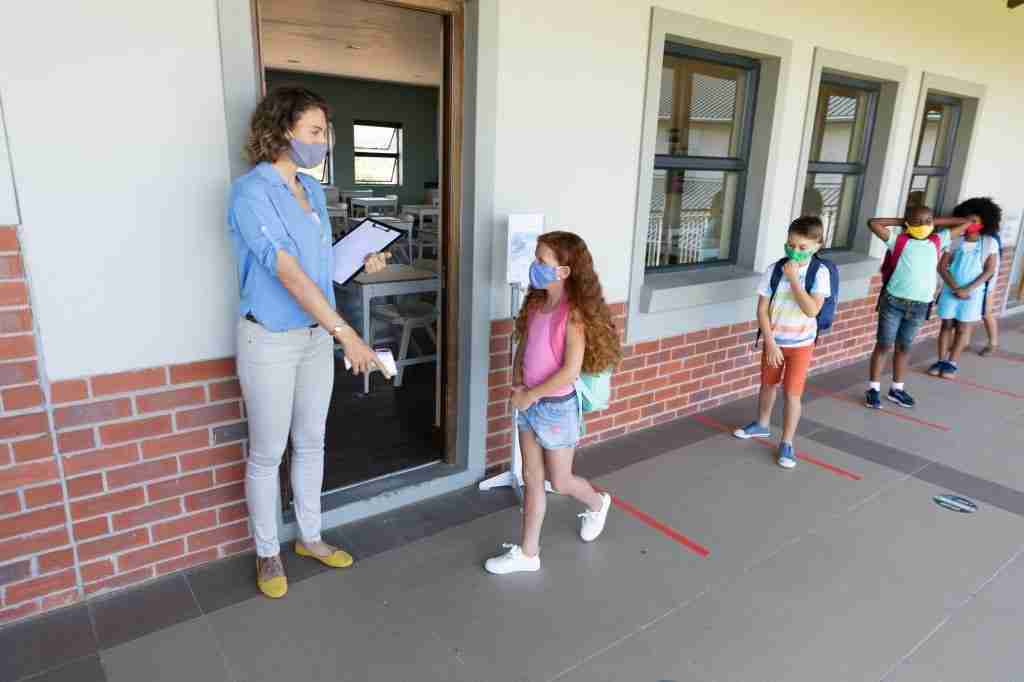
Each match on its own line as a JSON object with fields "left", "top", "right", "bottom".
{"left": 906, "top": 94, "right": 961, "bottom": 212}
{"left": 646, "top": 44, "right": 759, "bottom": 271}
{"left": 353, "top": 121, "right": 402, "bottom": 185}
{"left": 800, "top": 75, "right": 878, "bottom": 250}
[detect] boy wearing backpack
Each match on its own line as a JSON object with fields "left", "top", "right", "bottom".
{"left": 865, "top": 205, "right": 970, "bottom": 409}
{"left": 734, "top": 217, "right": 834, "bottom": 469}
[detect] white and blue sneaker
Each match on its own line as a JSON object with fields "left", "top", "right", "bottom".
{"left": 777, "top": 442, "right": 797, "bottom": 469}
{"left": 733, "top": 421, "right": 771, "bottom": 439}
{"left": 865, "top": 388, "right": 882, "bottom": 409}
{"left": 887, "top": 388, "right": 916, "bottom": 408}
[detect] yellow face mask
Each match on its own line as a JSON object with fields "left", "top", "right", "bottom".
{"left": 906, "top": 223, "right": 935, "bottom": 240}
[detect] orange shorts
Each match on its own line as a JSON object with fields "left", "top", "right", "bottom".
{"left": 760, "top": 345, "right": 814, "bottom": 397}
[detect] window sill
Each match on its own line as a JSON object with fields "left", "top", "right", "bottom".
{"left": 625, "top": 253, "right": 882, "bottom": 344}
{"left": 826, "top": 250, "right": 881, "bottom": 287}
{"left": 641, "top": 264, "right": 761, "bottom": 314}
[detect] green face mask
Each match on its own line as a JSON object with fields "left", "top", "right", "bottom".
{"left": 784, "top": 245, "right": 813, "bottom": 263}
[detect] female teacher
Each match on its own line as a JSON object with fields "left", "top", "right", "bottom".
{"left": 228, "top": 87, "right": 388, "bottom": 599}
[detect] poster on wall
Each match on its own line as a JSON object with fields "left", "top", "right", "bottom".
{"left": 507, "top": 213, "right": 544, "bottom": 285}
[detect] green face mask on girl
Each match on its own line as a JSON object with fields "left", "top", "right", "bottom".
{"left": 784, "top": 245, "right": 813, "bottom": 263}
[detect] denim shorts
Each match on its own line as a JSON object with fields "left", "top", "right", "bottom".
{"left": 517, "top": 392, "right": 581, "bottom": 450}
{"left": 877, "top": 292, "right": 930, "bottom": 350}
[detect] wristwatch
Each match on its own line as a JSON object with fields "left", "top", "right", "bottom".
{"left": 331, "top": 324, "right": 348, "bottom": 338}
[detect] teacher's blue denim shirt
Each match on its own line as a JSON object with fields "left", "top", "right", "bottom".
{"left": 228, "top": 163, "right": 334, "bottom": 331}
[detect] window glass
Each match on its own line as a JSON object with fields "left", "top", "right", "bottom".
{"left": 648, "top": 44, "right": 757, "bottom": 270}
{"left": 353, "top": 123, "right": 402, "bottom": 186}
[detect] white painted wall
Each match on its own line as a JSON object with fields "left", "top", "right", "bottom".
{"left": 0, "top": 95, "right": 20, "bottom": 226}
{"left": 489, "top": 0, "right": 1024, "bottom": 317}
{"left": 0, "top": 1, "right": 237, "bottom": 380}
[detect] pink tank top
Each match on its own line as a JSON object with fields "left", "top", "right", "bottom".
{"left": 523, "top": 298, "right": 574, "bottom": 397}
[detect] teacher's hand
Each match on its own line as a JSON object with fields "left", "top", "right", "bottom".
{"left": 334, "top": 326, "right": 384, "bottom": 376}
{"left": 364, "top": 252, "right": 391, "bottom": 274}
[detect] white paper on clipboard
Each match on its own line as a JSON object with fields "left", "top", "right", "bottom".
{"left": 332, "top": 218, "right": 405, "bottom": 285}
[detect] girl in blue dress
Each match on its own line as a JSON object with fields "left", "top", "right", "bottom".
{"left": 929, "top": 221, "right": 999, "bottom": 378}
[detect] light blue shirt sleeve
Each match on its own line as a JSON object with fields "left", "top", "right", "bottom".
{"left": 938, "top": 230, "right": 952, "bottom": 251}
{"left": 230, "top": 185, "right": 299, "bottom": 276}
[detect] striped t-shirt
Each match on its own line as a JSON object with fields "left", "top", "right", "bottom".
{"left": 757, "top": 263, "right": 832, "bottom": 348}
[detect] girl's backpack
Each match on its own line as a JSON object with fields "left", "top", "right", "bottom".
{"left": 575, "top": 369, "right": 612, "bottom": 413}
{"left": 981, "top": 234, "right": 1002, "bottom": 311}
{"left": 549, "top": 301, "right": 613, "bottom": 413}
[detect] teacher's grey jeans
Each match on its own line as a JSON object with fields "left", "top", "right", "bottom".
{"left": 237, "top": 318, "right": 334, "bottom": 558}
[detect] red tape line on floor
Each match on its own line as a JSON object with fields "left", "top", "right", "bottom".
{"left": 692, "top": 414, "right": 862, "bottom": 481}
{"left": 804, "top": 385, "right": 951, "bottom": 432}
{"left": 917, "top": 370, "right": 1024, "bottom": 400}
{"left": 593, "top": 485, "right": 710, "bottom": 558}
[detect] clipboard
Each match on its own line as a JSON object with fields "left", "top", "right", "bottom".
{"left": 332, "top": 218, "right": 406, "bottom": 285}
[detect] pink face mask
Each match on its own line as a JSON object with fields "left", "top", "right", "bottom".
{"left": 965, "top": 222, "right": 984, "bottom": 236}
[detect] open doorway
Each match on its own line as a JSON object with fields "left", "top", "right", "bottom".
{"left": 254, "top": 0, "right": 459, "bottom": 499}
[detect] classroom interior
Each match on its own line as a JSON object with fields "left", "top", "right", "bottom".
{"left": 260, "top": 0, "right": 446, "bottom": 501}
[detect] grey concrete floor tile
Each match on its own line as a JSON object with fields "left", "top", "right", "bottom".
{"left": 998, "top": 330, "right": 1024, "bottom": 353}
{"left": 23, "top": 655, "right": 106, "bottom": 682}
{"left": 887, "top": 548, "right": 1024, "bottom": 682}
{"left": 101, "top": 618, "right": 230, "bottom": 682}
{"left": 802, "top": 419, "right": 933, "bottom": 476}
{"left": 561, "top": 478, "right": 1024, "bottom": 682}
{"left": 800, "top": 389, "right": 978, "bottom": 456}
{"left": 186, "top": 551, "right": 260, "bottom": 615}
{"left": 574, "top": 416, "right": 719, "bottom": 479}
{"left": 206, "top": 568, "right": 473, "bottom": 682}
{"left": 590, "top": 433, "right": 897, "bottom": 573}
{"left": 0, "top": 604, "right": 97, "bottom": 681}
{"left": 555, "top": 534, "right": 873, "bottom": 682}
{"left": 280, "top": 488, "right": 711, "bottom": 682}
{"left": 902, "top": 365, "right": 1024, "bottom": 419}
{"left": 89, "top": 574, "right": 200, "bottom": 650}
{"left": 802, "top": 384, "right": 1024, "bottom": 493}
{"left": 806, "top": 476, "right": 1024, "bottom": 602}
{"left": 402, "top": 502, "right": 702, "bottom": 682}
{"left": 915, "top": 461, "right": 1024, "bottom": 517}
{"left": 917, "top": 434, "right": 1024, "bottom": 494}
{"left": 941, "top": 349, "right": 1024, "bottom": 393}
{"left": 806, "top": 361, "right": 868, "bottom": 392}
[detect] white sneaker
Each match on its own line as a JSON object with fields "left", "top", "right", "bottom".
{"left": 484, "top": 544, "right": 540, "bottom": 575}
{"left": 579, "top": 493, "right": 612, "bottom": 542}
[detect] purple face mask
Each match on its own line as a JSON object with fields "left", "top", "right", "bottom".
{"left": 288, "top": 139, "right": 328, "bottom": 169}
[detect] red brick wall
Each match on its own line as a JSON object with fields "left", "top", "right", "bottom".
{"left": 0, "top": 224, "right": 253, "bottom": 624}
{"left": 486, "top": 248, "right": 1018, "bottom": 470}
{"left": 50, "top": 359, "right": 251, "bottom": 601}
{"left": 0, "top": 226, "right": 74, "bottom": 623}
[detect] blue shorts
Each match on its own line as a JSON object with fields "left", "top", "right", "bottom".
{"left": 517, "top": 392, "right": 581, "bottom": 450}
{"left": 937, "top": 287, "right": 984, "bottom": 323}
{"left": 877, "top": 292, "right": 930, "bottom": 351}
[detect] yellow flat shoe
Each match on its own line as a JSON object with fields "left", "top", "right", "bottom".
{"left": 295, "top": 541, "right": 354, "bottom": 569}
{"left": 256, "top": 561, "right": 288, "bottom": 599}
